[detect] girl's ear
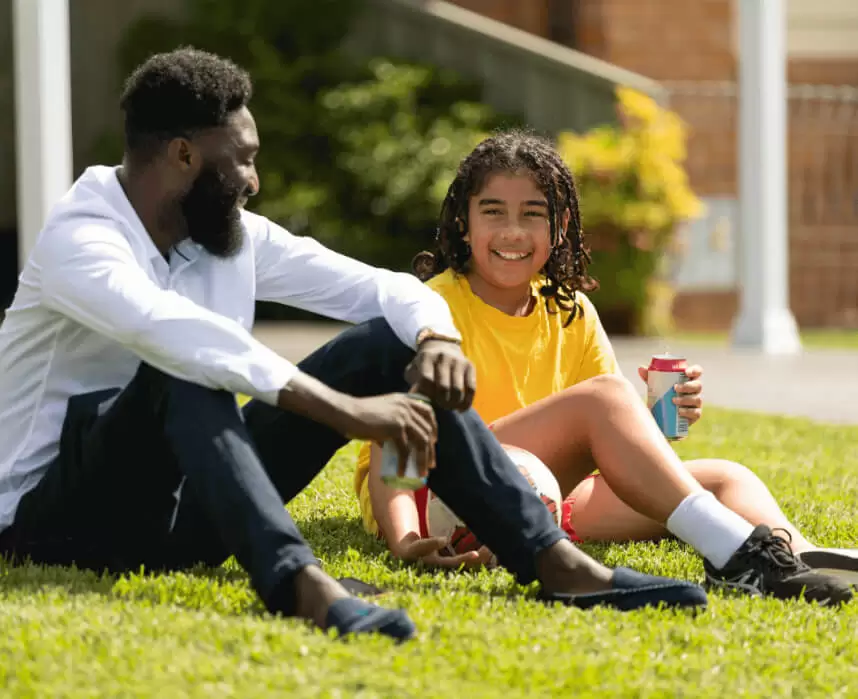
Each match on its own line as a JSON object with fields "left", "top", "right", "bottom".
{"left": 457, "top": 217, "right": 470, "bottom": 242}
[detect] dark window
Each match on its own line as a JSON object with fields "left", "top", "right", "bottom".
{"left": 547, "top": 0, "right": 578, "bottom": 47}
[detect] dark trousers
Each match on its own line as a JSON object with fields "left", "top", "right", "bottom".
{"left": 0, "top": 319, "right": 566, "bottom": 613}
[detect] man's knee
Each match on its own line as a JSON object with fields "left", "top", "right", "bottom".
{"left": 329, "top": 318, "right": 415, "bottom": 376}
{"left": 136, "top": 363, "right": 237, "bottom": 413}
{"left": 356, "top": 318, "right": 413, "bottom": 356}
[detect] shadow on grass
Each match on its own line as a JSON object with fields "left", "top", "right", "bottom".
{"left": 0, "top": 554, "right": 270, "bottom": 614}
{"left": 298, "top": 514, "right": 386, "bottom": 557}
{"left": 0, "top": 514, "right": 405, "bottom": 618}
{"left": 0, "top": 513, "right": 558, "bottom": 614}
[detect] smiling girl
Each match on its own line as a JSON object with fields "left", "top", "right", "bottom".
{"left": 353, "top": 130, "right": 857, "bottom": 598}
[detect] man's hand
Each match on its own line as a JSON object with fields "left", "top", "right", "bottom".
{"left": 277, "top": 374, "right": 438, "bottom": 476}
{"left": 344, "top": 393, "right": 439, "bottom": 476}
{"left": 405, "top": 339, "right": 477, "bottom": 411}
{"left": 637, "top": 364, "right": 704, "bottom": 427}
{"left": 392, "top": 533, "right": 493, "bottom": 569}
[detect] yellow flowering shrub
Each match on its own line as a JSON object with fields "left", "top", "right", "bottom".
{"left": 556, "top": 87, "right": 704, "bottom": 334}
{"left": 558, "top": 87, "right": 702, "bottom": 235}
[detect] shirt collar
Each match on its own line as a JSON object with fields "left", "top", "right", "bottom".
{"left": 105, "top": 166, "right": 202, "bottom": 266}
{"left": 171, "top": 239, "right": 202, "bottom": 265}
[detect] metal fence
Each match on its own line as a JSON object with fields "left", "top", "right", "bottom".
{"left": 664, "top": 81, "right": 858, "bottom": 328}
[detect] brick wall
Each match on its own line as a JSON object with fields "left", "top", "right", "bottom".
{"left": 445, "top": 0, "right": 549, "bottom": 36}
{"left": 578, "top": 0, "right": 735, "bottom": 81}
{"left": 572, "top": 0, "right": 858, "bottom": 86}
{"left": 789, "top": 60, "right": 858, "bottom": 85}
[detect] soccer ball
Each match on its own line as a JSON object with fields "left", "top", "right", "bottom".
{"left": 426, "top": 444, "right": 563, "bottom": 556}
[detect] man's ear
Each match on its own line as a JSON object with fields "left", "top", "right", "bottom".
{"left": 166, "top": 138, "right": 199, "bottom": 174}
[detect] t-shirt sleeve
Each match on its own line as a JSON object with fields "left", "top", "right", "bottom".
{"left": 575, "top": 294, "right": 622, "bottom": 382}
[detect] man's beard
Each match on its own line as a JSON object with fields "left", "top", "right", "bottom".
{"left": 180, "top": 163, "right": 246, "bottom": 258}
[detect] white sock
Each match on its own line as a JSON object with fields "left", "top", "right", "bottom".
{"left": 665, "top": 491, "right": 756, "bottom": 569}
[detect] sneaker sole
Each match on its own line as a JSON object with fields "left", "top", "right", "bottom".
{"left": 798, "top": 551, "right": 858, "bottom": 587}
{"left": 704, "top": 576, "right": 763, "bottom": 598}
{"left": 705, "top": 573, "right": 852, "bottom": 605}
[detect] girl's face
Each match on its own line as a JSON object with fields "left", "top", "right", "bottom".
{"left": 465, "top": 171, "right": 564, "bottom": 293}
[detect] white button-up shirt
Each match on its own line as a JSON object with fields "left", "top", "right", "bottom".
{"left": 0, "top": 165, "right": 461, "bottom": 531}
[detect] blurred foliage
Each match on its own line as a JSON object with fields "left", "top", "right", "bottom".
{"left": 266, "top": 59, "right": 500, "bottom": 267}
{"left": 558, "top": 88, "right": 704, "bottom": 335}
{"left": 96, "top": 2, "right": 700, "bottom": 334}
{"left": 94, "top": 0, "right": 517, "bottom": 320}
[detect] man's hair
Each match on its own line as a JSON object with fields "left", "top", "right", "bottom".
{"left": 119, "top": 46, "right": 253, "bottom": 161}
{"left": 412, "top": 129, "right": 598, "bottom": 325}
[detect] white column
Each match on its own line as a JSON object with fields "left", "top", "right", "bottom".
{"left": 731, "top": 0, "right": 801, "bottom": 354}
{"left": 12, "top": 0, "right": 73, "bottom": 270}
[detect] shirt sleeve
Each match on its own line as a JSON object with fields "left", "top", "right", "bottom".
{"left": 575, "top": 294, "right": 623, "bottom": 382}
{"left": 36, "top": 221, "right": 298, "bottom": 405}
{"left": 247, "top": 211, "right": 461, "bottom": 349}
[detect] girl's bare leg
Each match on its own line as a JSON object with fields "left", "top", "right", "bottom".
{"left": 490, "top": 374, "right": 704, "bottom": 524}
{"left": 553, "top": 460, "right": 815, "bottom": 553}
{"left": 684, "top": 459, "right": 813, "bottom": 552}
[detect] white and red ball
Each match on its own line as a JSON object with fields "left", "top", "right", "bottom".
{"left": 426, "top": 445, "right": 563, "bottom": 556}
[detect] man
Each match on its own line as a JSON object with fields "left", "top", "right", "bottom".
{"left": 0, "top": 48, "right": 716, "bottom": 641}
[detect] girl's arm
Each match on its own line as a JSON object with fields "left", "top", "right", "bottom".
{"left": 367, "top": 443, "right": 490, "bottom": 568}
{"left": 367, "top": 442, "right": 424, "bottom": 554}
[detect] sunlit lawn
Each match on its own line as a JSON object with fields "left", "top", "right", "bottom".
{"left": 2, "top": 408, "right": 858, "bottom": 697}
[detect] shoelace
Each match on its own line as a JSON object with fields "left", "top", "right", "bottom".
{"left": 746, "top": 528, "right": 803, "bottom": 573}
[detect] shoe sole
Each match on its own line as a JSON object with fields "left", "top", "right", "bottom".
{"left": 704, "top": 576, "right": 762, "bottom": 598}
{"left": 706, "top": 572, "right": 853, "bottom": 606}
{"left": 541, "top": 584, "right": 709, "bottom": 612}
{"left": 798, "top": 551, "right": 858, "bottom": 587}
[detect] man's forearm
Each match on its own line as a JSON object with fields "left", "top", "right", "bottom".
{"left": 277, "top": 372, "right": 358, "bottom": 437}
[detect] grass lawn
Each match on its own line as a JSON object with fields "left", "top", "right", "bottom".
{"left": 2, "top": 409, "right": 858, "bottom": 697}
{"left": 666, "top": 329, "right": 858, "bottom": 351}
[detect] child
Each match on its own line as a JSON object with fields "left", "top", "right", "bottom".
{"left": 354, "top": 130, "right": 857, "bottom": 599}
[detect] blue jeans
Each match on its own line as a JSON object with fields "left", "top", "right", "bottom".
{"left": 2, "top": 319, "right": 566, "bottom": 613}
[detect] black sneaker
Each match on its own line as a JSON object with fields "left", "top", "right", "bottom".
{"left": 703, "top": 525, "right": 853, "bottom": 606}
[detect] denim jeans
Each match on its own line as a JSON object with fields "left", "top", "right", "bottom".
{"left": 1, "top": 319, "right": 566, "bottom": 612}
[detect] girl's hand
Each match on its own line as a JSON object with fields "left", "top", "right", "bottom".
{"left": 392, "top": 533, "right": 493, "bottom": 569}
{"left": 637, "top": 364, "right": 704, "bottom": 427}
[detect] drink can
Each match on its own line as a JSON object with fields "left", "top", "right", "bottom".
{"left": 380, "top": 393, "right": 431, "bottom": 490}
{"left": 647, "top": 354, "right": 689, "bottom": 440}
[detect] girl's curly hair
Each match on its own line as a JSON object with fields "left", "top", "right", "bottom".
{"left": 413, "top": 129, "right": 598, "bottom": 324}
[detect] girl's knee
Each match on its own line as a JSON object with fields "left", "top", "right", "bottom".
{"left": 577, "top": 373, "right": 639, "bottom": 404}
{"left": 686, "top": 458, "right": 758, "bottom": 491}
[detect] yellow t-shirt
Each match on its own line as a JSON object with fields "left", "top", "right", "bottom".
{"left": 353, "top": 269, "right": 620, "bottom": 536}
